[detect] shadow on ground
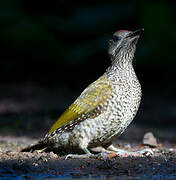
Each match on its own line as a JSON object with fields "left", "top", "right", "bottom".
{"left": 0, "top": 150, "right": 176, "bottom": 179}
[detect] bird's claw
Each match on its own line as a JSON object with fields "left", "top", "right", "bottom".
{"left": 65, "top": 153, "right": 97, "bottom": 160}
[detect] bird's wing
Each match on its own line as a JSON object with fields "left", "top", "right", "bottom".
{"left": 48, "top": 74, "right": 113, "bottom": 134}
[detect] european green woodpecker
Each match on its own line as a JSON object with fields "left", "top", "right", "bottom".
{"left": 22, "top": 29, "right": 144, "bottom": 158}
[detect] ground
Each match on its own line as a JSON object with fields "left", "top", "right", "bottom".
{"left": 0, "top": 85, "right": 176, "bottom": 179}
{"left": 0, "top": 126, "right": 176, "bottom": 179}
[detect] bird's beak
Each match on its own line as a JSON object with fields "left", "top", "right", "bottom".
{"left": 127, "top": 28, "right": 144, "bottom": 38}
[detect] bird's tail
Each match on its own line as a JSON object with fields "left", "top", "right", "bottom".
{"left": 21, "top": 141, "right": 47, "bottom": 152}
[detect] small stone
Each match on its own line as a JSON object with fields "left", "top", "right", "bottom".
{"left": 138, "top": 164, "right": 142, "bottom": 168}
{"left": 142, "top": 132, "right": 158, "bottom": 147}
{"left": 32, "top": 162, "right": 38, "bottom": 166}
{"left": 49, "top": 152, "right": 58, "bottom": 158}
{"left": 109, "top": 153, "right": 117, "bottom": 158}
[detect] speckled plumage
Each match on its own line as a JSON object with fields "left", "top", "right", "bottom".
{"left": 22, "top": 29, "right": 143, "bottom": 156}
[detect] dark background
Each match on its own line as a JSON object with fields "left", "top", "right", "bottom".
{"left": 0, "top": 1, "right": 176, "bottom": 138}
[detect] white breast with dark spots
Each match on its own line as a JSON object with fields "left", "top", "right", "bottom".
{"left": 67, "top": 70, "right": 142, "bottom": 148}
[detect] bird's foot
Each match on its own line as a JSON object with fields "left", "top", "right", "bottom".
{"left": 107, "top": 144, "right": 154, "bottom": 157}
{"left": 65, "top": 153, "right": 99, "bottom": 159}
{"left": 65, "top": 147, "right": 100, "bottom": 159}
{"left": 65, "top": 145, "right": 154, "bottom": 159}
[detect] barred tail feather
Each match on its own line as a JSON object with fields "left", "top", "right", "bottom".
{"left": 21, "top": 142, "right": 46, "bottom": 152}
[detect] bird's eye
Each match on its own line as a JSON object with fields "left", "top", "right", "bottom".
{"left": 112, "top": 35, "right": 119, "bottom": 42}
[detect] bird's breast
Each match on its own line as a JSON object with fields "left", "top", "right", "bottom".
{"left": 88, "top": 76, "right": 142, "bottom": 145}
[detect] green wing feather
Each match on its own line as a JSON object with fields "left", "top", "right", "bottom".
{"left": 48, "top": 74, "right": 112, "bottom": 134}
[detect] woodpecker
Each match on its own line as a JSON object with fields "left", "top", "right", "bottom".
{"left": 22, "top": 29, "right": 144, "bottom": 158}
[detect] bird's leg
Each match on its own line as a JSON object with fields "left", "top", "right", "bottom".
{"left": 107, "top": 144, "right": 154, "bottom": 157}
{"left": 65, "top": 145, "right": 154, "bottom": 159}
{"left": 65, "top": 148, "right": 98, "bottom": 159}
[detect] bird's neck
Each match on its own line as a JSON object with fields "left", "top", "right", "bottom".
{"left": 110, "top": 46, "right": 135, "bottom": 69}
{"left": 107, "top": 54, "right": 134, "bottom": 73}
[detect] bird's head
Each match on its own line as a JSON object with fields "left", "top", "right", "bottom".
{"left": 108, "top": 29, "right": 144, "bottom": 61}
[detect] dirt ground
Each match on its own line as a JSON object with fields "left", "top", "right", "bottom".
{"left": 0, "top": 85, "right": 176, "bottom": 179}
{"left": 0, "top": 126, "right": 176, "bottom": 179}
